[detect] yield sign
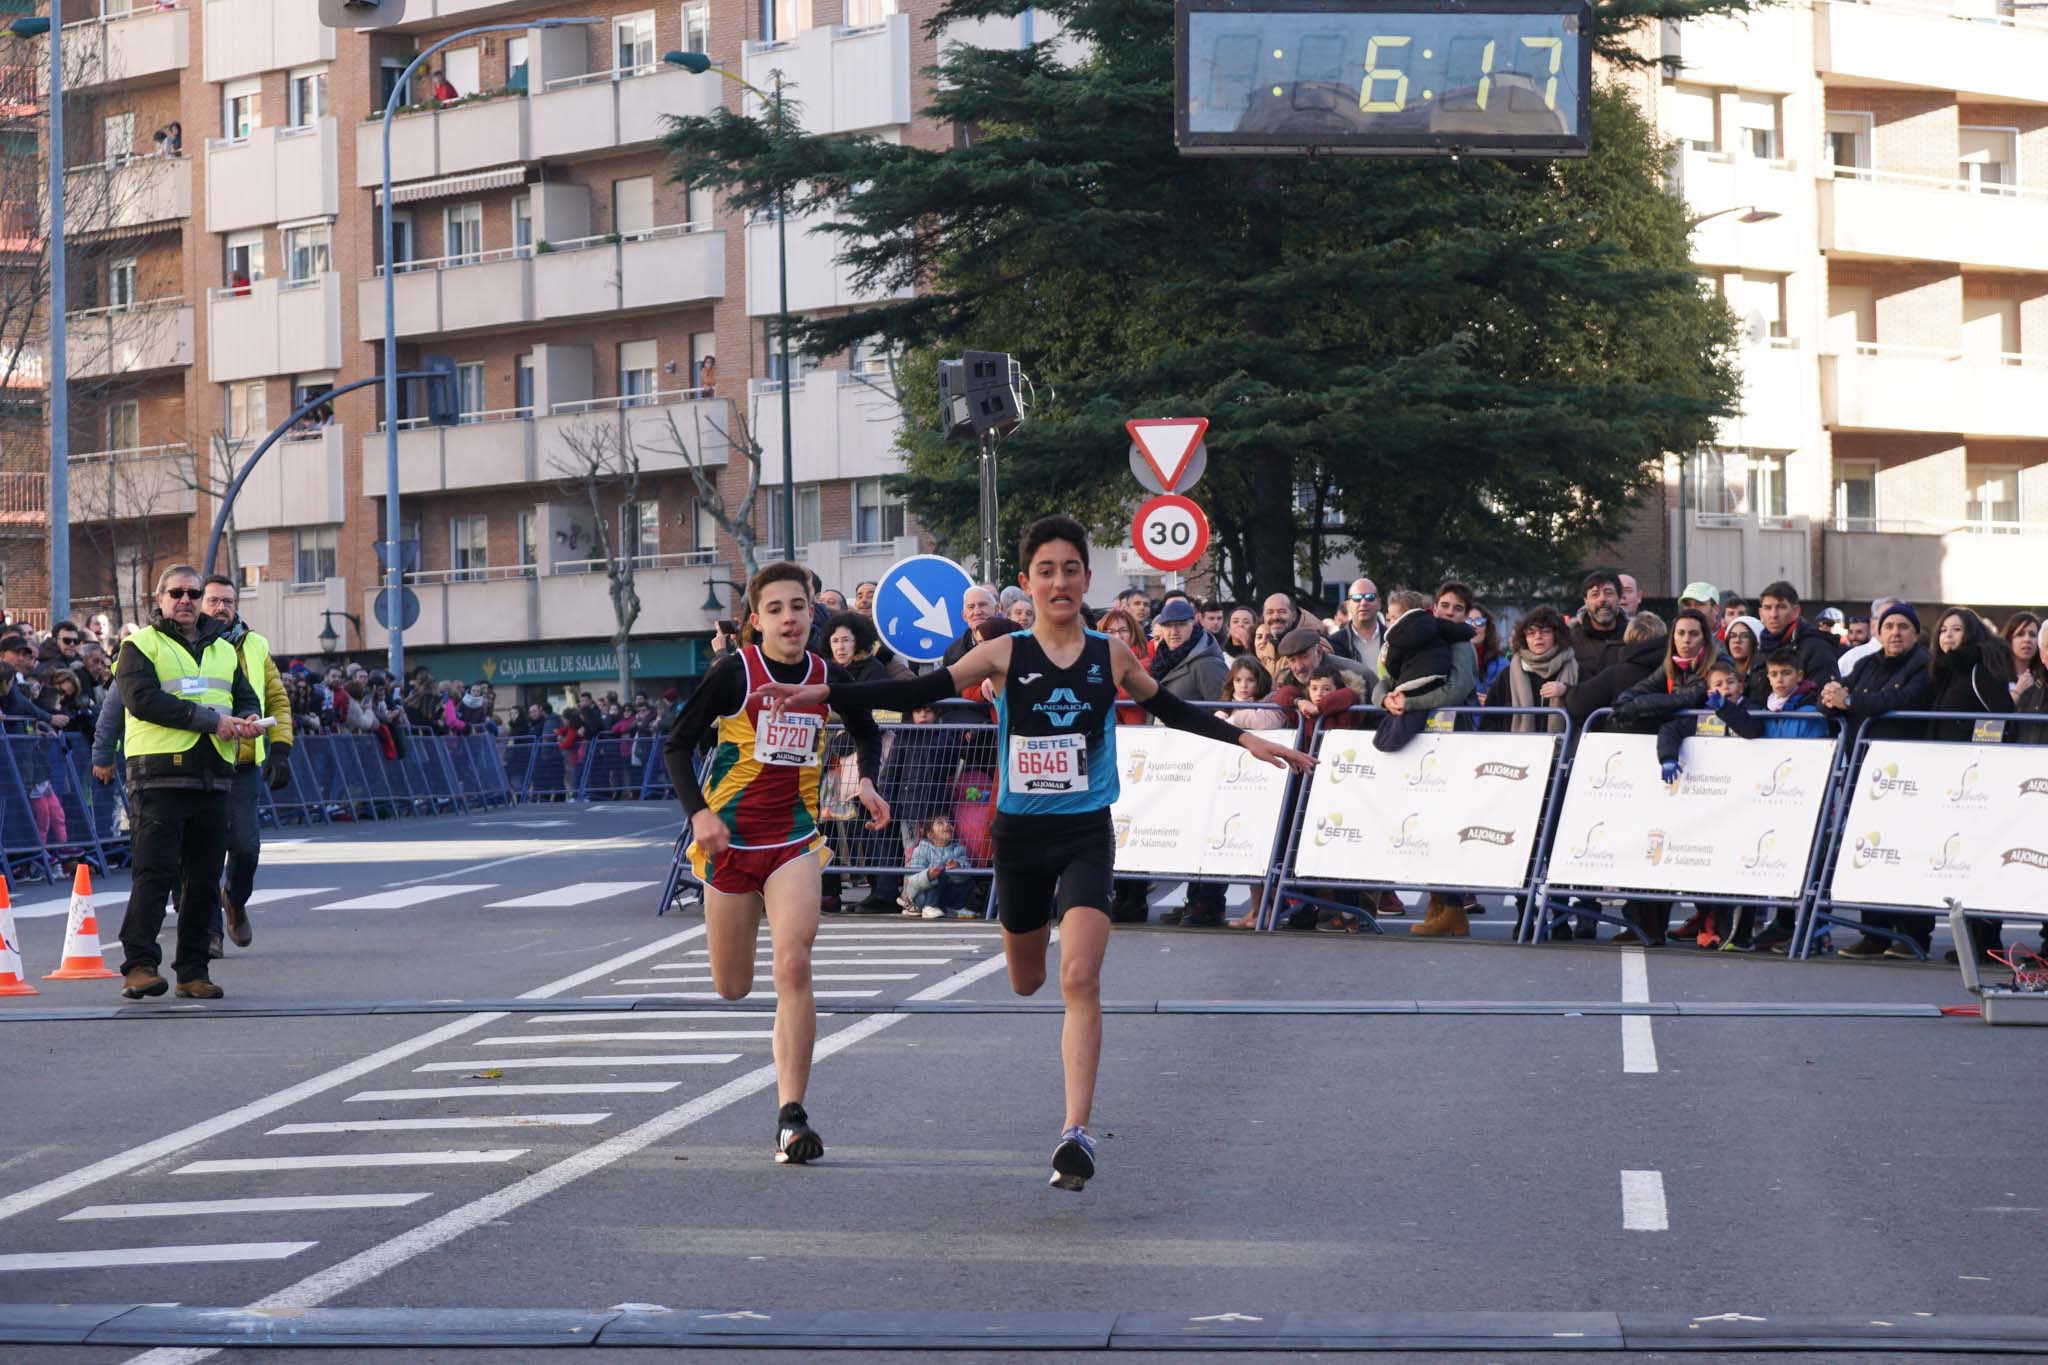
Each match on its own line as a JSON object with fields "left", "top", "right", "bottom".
{"left": 1126, "top": 418, "right": 1208, "bottom": 492}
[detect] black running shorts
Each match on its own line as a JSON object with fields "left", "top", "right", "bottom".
{"left": 991, "top": 809, "right": 1116, "bottom": 935}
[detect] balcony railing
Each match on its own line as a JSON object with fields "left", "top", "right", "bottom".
{"left": 1833, "top": 164, "right": 2048, "bottom": 203}
{"left": 1851, "top": 340, "right": 2048, "bottom": 369}
{"left": 0, "top": 470, "right": 46, "bottom": 522}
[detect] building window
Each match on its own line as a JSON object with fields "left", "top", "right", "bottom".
{"left": 225, "top": 381, "right": 266, "bottom": 441}
{"left": 456, "top": 362, "right": 486, "bottom": 422}
{"left": 105, "top": 401, "right": 139, "bottom": 451}
{"left": 852, "top": 478, "right": 904, "bottom": 546}
{"left": 618, "top": 340, "right": 657, "bottom": 406}
{"left": 106, "top": 257, "right": 137, "bottom": 310}
{"left": 1670, "top": 84, "right": 1718, "bottom": 154}
{"left": 845, "top": 0, "right": 895, "bottom": 24}
{"left": 442, "top": 48, "right": 480, "bottom": 98}
{"left": 517, "top": 510, "right": 538, "bottom": 571}
{"left": 294, "top": 526, "right": 338, "bottom": 585}
{"left": 378, "top": 59, "right": 406, "bottom": 112}
{"left": 223, "top": 78, "right": 260, "bottom": 141}
{"left": 1831, "top": 460, "right": 1877, "bottom": 532}
{"left": 444, "top": 202, "right": 483, "bottom": 265}
{"left": 1825, "top": 111, "right": 1871, "bottom": 175}
{"left": 450, "top": 513, "right": 489, "bottom": 579}
{"left": 506, "top": 36, "right": 530, "bottom": 91}
{"left": 612, "top": 176, "right": 654, "bottom": 237}
{"left": 103, "top": 111, "right": 134, "bottom": 165}
{"left": 1965, "top": 463, "right": 2023, "bottom": 532}
{"left": 615, "top": 11, "right": 656, "bottom": 74}
{"left": 1736, "top": 93, "right": 1779, "bottom": 161}
{"left": 692, "top": 501, "right": 718, "bottom": 553}
{"left": 284, "top": 222, "right": 331, "bottom": 282}
{"left": 224, "top": 231, "right": 264, "bottom": 289}
{"left": 513, "top": 196, "right": 533, "bottom": 251}
{"left": 1690, "top": 446, "right": 1787, "bottom": 522}
{"left": 288, "top": 68, "right": 328, "bottom": 127}
{"left": 621, "top": 499, "right": 660, "bottom": 565}
{"left": 681, "top": 0, "right": 710, "bottom": 53}
{"left": 765, "top": 484, "right": 821, "bottom": 555}
{"left": 763, "top": 0, "right": 810, "bottom": 42}
{"left": 515, "top": 353, "right": 535, "bottom": 415}
{"left": 1959, "top": 126, "right": 2017, "bottom": 194}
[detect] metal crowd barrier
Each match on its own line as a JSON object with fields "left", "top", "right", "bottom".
{"left": 1269, "top": 705, "right": 1574, "bottom": 936}
{"left": 1803, "top": 709, "right": 2048, "bottom": 961}
{"left": 1, "top": 726, "right": 119, "bottom": 883}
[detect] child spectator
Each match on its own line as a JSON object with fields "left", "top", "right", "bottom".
{"left": 903, "top": 813, "right": 975, "bottom": 920}
{"left": 1371, "top": 589, "right": 1475, "bottom": 750}
{"left": 1302, "top": 661, "right": 1363, "bottom": 728}
{"left": 1220, "top": 657, "right": 1288, "bottom": 730}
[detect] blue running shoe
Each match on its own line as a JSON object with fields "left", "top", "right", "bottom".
{"left": 1049, "top": 1126, "right": 1096, "bottom": 1191}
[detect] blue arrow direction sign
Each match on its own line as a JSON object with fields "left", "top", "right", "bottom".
{"left": 874, "top": 553, "right": 976, "bottom": 663}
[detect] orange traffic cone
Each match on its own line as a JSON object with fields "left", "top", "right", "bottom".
{"left": 44, "top": 864, "right": 116, "bottom": 981}
{"left": 0, "top": 877, "right": 37, "bottom": 996}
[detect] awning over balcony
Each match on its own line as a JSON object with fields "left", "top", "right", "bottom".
{"left": 375, "top": 165, "right": 528, "bottom": 207}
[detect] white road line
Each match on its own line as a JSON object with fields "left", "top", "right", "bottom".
{"left": 1621, "top": 1015, "right": 1659, "bottom": 1075}
{"left": 0, "top": 1243, "right": 315, "bottom": 1272}
{"left": 390, "top": 818, "right": 682, "bottom": 888}
{"left": 1619, "top": 948, "right": 1650, "bottom": 1003}
{"left": 266, "top": 1115, "right": 609, "bottom": 1135}
{"left": 64, "top": 1195, "right": 430, "bottom": 1221}
{"left": 349, "top": 1083, "right": 679, "bottom": 1101}
{"left": 535, "top": 1011, "right": 772, "bottom": 1025}
{"left": 413, "top": 1055, "right": 739, "bottom": 1072}
{"left": 316, "top": 885, "right": 498, "bottom": 911}
{"left": 119, "top": 946, "right": 1017, "bottom": 1365}
{"left": 699, "top": 939, "right": 991, "bottom": 949}
{"left": 175, "top": 1151, "right": 527, "bottom": 1175}
{"left": 1621, "top": 1170, "right": 1669, "bottom": 1231}
{"left": 485, "top": 882, "right": 656, "bottom": 909}
{"left": 241, "top": 888, "right": 339, "bottom": 907}
{"left": 11, "top": 889, "right": 127, "bottom": 920}
{"left": 0, "top": 924, "right": 706, "bottom": 1228}
{"left": 650, "top": 958, "right": 955, "bottom": 968}
{"left": 476, "top": 1031, "right": 773, "bottom": 1045}
{"left": 583, "top": 991, "right": 881, "bottom": 1001}
{"left": 609, "top": 974, "right": 915, "bottom": 985}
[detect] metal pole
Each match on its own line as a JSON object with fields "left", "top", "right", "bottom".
{"left": 774, "top": 71, "right": 795, "bottom": 564}
{"left": 46, "top": 10, "right": 67, "bottom": 627}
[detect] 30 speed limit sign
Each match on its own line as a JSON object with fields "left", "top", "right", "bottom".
{"left": 1130, "top": 493, "right": 1210, "bottom": 573}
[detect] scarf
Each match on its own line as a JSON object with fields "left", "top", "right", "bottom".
{"left": 1505, "top": 642, "right": 1578, "bottom": 732}
{"left": 1148, "top": 623, "right": 1206, "bottom": 682}
{"left": 1666, "top": 651, "right": 1704, "bottom": 693}
{"left": 1759, "top": 613, "right": 1803, "bottom": 653}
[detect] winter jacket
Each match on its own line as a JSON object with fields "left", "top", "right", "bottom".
{"left": 1564, "top": 635, "right": 1667, "bottom": 730}
{"left": 1655, "top": 686, "right": 1828, "bottom": 766}
{"left": 1370, "top": 641, "right": 1477, "bottom": 711}
{"left": 1824, "top": 642, "right": 1933, "bottom": 739}
{"left": 91, "top": 688, "right": 124, "bottom": 767}
{"left": 114, "top": 615, "right": 262, "bottom": 792}
{"left": 1273, "top": 659, "right": 1373, "bottom": 713}
{"left": 1152, "top": 627, "right": 1229, "bottom": 703}
{"left": 904, "top": 838, "right": 972, "bottom": 901}
{"left": 1926, "top": 636, "right": 2015, "bottom": 743}
{"left": 1757, "top": 615, "right": 1842, "bottom": 687}
{"left": 1324, "top": 617, "right": 1383, "bottom": 666}
{"left": 1567, "top": 609, "right": 1629, "bottom": 680}
{"left": 1611, "top": 654, "right": 1716, "bottom": 728}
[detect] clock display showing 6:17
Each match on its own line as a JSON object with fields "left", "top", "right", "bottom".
{"left": 1180, "top": 3, "right": 1589, "bottom": 156}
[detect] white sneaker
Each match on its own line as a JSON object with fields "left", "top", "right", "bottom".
{"left": 921, "top": 905, "right": 946, "bottom": 920}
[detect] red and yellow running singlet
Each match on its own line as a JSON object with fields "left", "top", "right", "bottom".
{"left": 699, "top": 645, "right": 831, "bottom": 849}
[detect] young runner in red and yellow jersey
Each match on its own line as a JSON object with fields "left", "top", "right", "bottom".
{"left": 663, "top": 562, "right": 890, "bottom": 1164}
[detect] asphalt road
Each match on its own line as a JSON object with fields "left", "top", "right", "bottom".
{"left": 3, "top": 805, "right": 2042, "bottom": 1361}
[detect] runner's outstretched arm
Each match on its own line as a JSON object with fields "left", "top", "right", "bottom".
{"left": 753, "top": 637, "right": 1015, "bottom": 718}
{"left": 1111, "top": 639, "right": 1318, "bottom": 774}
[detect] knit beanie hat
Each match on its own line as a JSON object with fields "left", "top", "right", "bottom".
{"left": 1877, "top": 602, "right": 1921, "bottom": 634}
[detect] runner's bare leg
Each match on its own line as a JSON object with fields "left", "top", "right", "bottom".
{"left": 762, "top": 852, "right": 824, "bottom": 1106}
{"left": 703, "top": 888, "right": 764, "bottom": 1000}
{"left": 1003, "top": 923, "right": 1052, "bottom": 996}
{"left": 1054, "top": 906, "right": 1111, "bottom": 1131}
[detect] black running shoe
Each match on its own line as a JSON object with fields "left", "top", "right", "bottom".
{"left": 1049, "top": 1126, "right": 1096, "bottom": 1191}
{"left": 774, "top": 1101, "right": 823, "bottom": 1165}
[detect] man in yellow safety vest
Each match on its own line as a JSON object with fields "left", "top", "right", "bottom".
{"left": 200, "top": 574, "right": 294, "bottom": 959}
{"left": 113, "top": 565, "right": 266, "bottom": 1001}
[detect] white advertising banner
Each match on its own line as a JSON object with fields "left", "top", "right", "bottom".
{"left": 1827, "top": 740, "right": 2048, "bottom": 917}
{"left": 1545, "top": 732, "right": 1834, "bottom": 900}
{"left": 1109, "top": 725, "right": 1295, "bottom": 879}
{"left": 1289, "top": 731, "right": 1560, "bottom": 888}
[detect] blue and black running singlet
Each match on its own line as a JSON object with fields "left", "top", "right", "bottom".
{"left": 994, "top": 630, "right": 1121, "bottom": 817}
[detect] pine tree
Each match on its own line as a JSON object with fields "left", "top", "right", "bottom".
{"left": 663, "top": 0, "right": 1745, "bottom": 597}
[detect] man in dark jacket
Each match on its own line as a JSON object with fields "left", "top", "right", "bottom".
{"left": 1816, "top": 601, "right": 1934, "bottom": 959}
{"left": 113, "top": 566, "right": 265, "bottom": 1001}
{"left": 1756, "top": 580, "right": 1841, "bottom": 687}
{"left": 1564, "top": 617, "right": 1668, "bottom": 730}
{"left": 1567, "top": 570, "right": 1629, "bottom": 680}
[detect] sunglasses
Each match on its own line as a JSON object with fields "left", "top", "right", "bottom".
{"left": 163, "top": 588, "right": 203, "bottom": 600}
{"left": 1349, "top": 592, "right": 1378, "bottom": 603}
{"left": 56, "top": 635, "right": 78, "bottom": 644}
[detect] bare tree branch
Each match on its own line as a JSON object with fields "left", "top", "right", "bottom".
{"left": 550, "top": 418, "right": 642, "bottom": 700}
{"left": 641, "top": 396, "right": 766, "bottom": 581}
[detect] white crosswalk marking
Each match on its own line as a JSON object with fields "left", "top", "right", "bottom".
{"left": 349, "top": 1083, "right": 679, "bottom": 1101}
{"left": 590, "top": 990, "right": 881, "bottom": 1000}
{"left": 175, "top": 1151, "right": 527, "bottom": 1174}
{"left": 649, "top": 958, "right": 956, "bottom": 968}
{"left": 609, "top": 973, "right": 914, "bottom": 986}
{"left": 413, "top": 1055, "right": 740, "bottom": 1072}
{"left": 63, "top": 1195, "right": 429, "bottom": 1221}
{"left": 12, "top": 890, "right": 126, "bottom": 920}
{"left": 267, "top": 1115, "right": 609, "bottom": 1135}
{"left": 478, "top": 1031, "right": 773, "bottom": 1045}
{"left": 485, "top": 882, "right": 657, "bottom": 909}
{"left": 536, "top": 1011, "right": 771, "bottom": 1024}
{"left": 0, "top": 1242, "right": 315, "bottom": 1271}
{"left": 316, "top": 885, "right": 498, "bottom": 911}
{"left": 242, "top": 888, "right": 340, "bottom": 907}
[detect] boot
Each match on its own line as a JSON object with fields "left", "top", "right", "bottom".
{"left": 221, "top": 886, "right": 253, "bottom": 948}
{"left": 1411, "top": 894, "right": 1470, "bottom": 937}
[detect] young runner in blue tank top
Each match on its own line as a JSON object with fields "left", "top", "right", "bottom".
{"left": 751, "top": 516, "right": 1315, "bottom": 1190}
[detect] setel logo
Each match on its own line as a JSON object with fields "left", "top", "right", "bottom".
{"left": 1033, "top": 687, "right": 1090, "bottom": 729}
{"left": 1852, "top": 830, "right": 1902, "bottom": 869}
{"left": 1314, "top": 812, "right": 1365, "bottom": 848}
{"left": 1867, "top": 762, "right": 1919, "bottom": 801}
{"left": 1326, "top": 748, "right": 1377, "bottom": 784}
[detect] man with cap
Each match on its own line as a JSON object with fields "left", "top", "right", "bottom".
{"left": 1154, "top": 597, "right": 1235, "bottom": 927}
{"left": 1835, "top": 596, "right": 1900, "bottom": 678}
{"left": 1816, "top": 601, "right": 1934, "bottom": 959}
{"left": 1677, "top": 580, "right": 1719, "bottom": 617}
{"left": 1816, "top": 606, "right": 1846, "bottom": 644}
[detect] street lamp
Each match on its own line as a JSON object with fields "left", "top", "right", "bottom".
{"left": 1686, "top": 205, "right": 1780, "bottom": 230}
{"left": 665, "top": 49, "right": 795, "bottom": 563}
{"left": 7, "top": 14, "right": 65, "bottom": 629}
{"left": 317, "top": 608, "right": 362, "bottom": 659}
{"left": 701, "top": 576, "right": 748, "bottom": 617}
{"left": 375, "top": 18, "right": 599, "bottom": 685}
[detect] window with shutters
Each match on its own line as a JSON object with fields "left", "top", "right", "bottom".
{"left": 1670, "top": 84, "right": 1718, "bottom": 154}
{"left": 1959, "top": 126, "right": 2017, "bottom": 194}
{"left": 618, "top": 340, "right": 658, "bottom": 406}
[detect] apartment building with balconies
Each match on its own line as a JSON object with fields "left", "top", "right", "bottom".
{"left": 10, "top": 0, "right": 1035, "bottom": 693}
{"left": 1643, "top": 0, "right": 2048, "bottom": 611}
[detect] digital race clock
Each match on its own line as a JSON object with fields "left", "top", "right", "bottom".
{"left": 1177, "top": 0, "right": 1592, "bottom": 158}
